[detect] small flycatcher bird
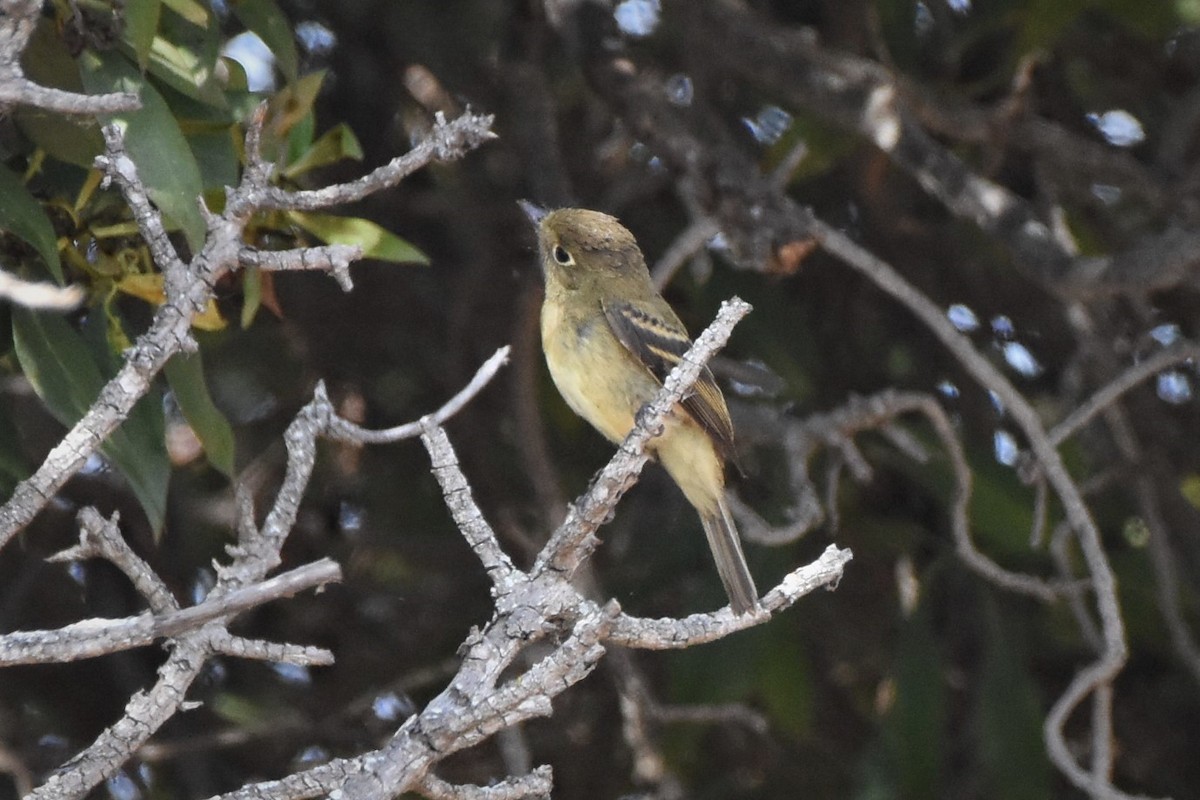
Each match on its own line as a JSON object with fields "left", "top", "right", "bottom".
{"left": 521, "top": 202, "right": 760, "bottom": 615}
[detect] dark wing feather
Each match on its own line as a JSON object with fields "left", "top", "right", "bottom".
{"left": 602, "top": 299, "right": 736, "bottom": 460}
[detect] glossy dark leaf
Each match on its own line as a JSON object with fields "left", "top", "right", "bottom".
{"left": 287, "top": 211, "right": 428, "bottom": 265}
{"left": 975, "top": 598, "right": 1051, "bottom": 800}
{"left": 79, "top": 51, "right": 207, "bottom": 252}
{"left": 15, "top": 22, "right": 104, "bottom": 168}
{"left": 12, "top": 308, "right": 169, "bottom": 535}
{"left": 0, "top": 395, "right": 30, "bottom": 495}
{"left": 283, "top": 123, "right": 363, "bottom": 178}
{"left": 124, "top": 0, "right": 164, "bottom": 68}
{"left": 164, "top": 351, "right": 236, "bottom": 477}
{"left": 0, "top": 165, "right": 63, "bottom": 284}
{"left": 883, "top": 605, "right": 945, "bottom": 798}
{"left": 145, "top": 6, "right": 227, "bottom": 108}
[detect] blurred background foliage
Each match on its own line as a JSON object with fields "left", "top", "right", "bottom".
{"left": 2, "top": 0, "right": 1200, "bottom": 798}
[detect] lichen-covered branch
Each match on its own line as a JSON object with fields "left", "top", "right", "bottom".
{"left": 201, "top": 301, "right": 850, "bottom": 800}
{"left": 0, "top": 109, "right": 495, "bottom": 551}
{"left": 0, "top": 556, "right": 341, "bottom": 666}
{"left": 20, "top": 346, "right": 509, "bottom": 800}
{"left": 0, "top": 0, "right": 140, "bottom": 115}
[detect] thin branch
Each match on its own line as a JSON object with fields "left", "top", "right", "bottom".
{"left": 1091, "top": 684, "right": 1115, "bottom": 786}
{"left": 0, "top": 76, "right": 140, "bottom": 114}
{"left": 21, "top": 349, "right": 503, "bottom": 800}
{"left": 61, "top": 507, "right": 179, "bottom": 612}
{"left": 420, "top": 420, "right": 517, "bottom": 591}
{"left": 650, "top": 216, "right": 720, "bottom": 290}
{"left": 0, "top": 558, "right": 340, "bottom": 666}
{"left": 96, "top": 123, "right": 187, "bottom": 279}
{"left": 0, "top": 110, "right": 495, "bottom": 551}
{"left": 587, "top": 29, "right": 1151, "bottom": 793}
{"left": 611, "top": 651, "right": 686, "bottom": 799}
{"left": 605, "top": 545, "right": 851, "bottom": 649}
{"left": 240, "top": 245, "right": 363, "bottom": 292}
{"left": 202, "top": 526, "right": 851, "bottom": 800}
{"left": 1050, "top": 342, "right": 1200, "bottom": 446}
{"left": 652, "top": 701, "right": 769, "bottom": 735}
{"left": 739, "top": 389, "right": 1071, "bottom": 599}
{"left": 212, "top": 634, "right": 334, "bottom": 666}
{"left": 202, "top": 300, "right": 851, "bottom": 800}
{"left": 812, "top": 218, "right": 1143, "bottom": 799}
{"left": 418, "top": 767, "right": 554, "bottom": 800}
{"left": 260, "top": 111, "right": 497, "bottom": 211}
{"left": 0, "top": 0, "right": 140, "bottom": 115}
{"left": 339, "top": 603, "right": 618, "bottom": 800}
{"left": 670, "top": 0, "right": 1200, "bottom": 301}
{"left": 326, "top": 347, "right": 511, "bottom": 444}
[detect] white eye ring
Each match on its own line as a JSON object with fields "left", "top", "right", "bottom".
{"left": 552, "top": 245, "right": 573, "bottom": 265}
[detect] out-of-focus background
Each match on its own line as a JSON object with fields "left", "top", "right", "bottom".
{"left": 3, "top": 0, "right": 1200, "bottom": 797}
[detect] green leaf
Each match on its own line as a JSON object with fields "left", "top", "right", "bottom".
{"left": 883, "top": 605, "right": 945, "bottom": 798}
{"left": 282, "top": 123, "right": 363, "bottom": 179}
{"left": 265, "top": 70, "right": 325, "bottom": 163}
{"left": 164, "top": 351, "right": 235, "bottom": 477}
{"left": 241, "top": 266, "right": 262, "bottom": 328}
{"left": 288, "top": 211, "right": 428, "bottom": 264}
{"left": 974, "top": 598, "right": 1051, "bottom": 800}
{"left": 15, "top": 21, "right": 104, "bottom": 168}
{"left": 286, "top": 109, "right": 316, "bottom": 165}
{"left": 0, "top": 394, "right": 31, "bottom": 496}
{"left": 232, "top": 0, "right": 298, "bottom": 83}
{"left": 187, "top": 125, "right": 240, "bottom": 190}
{"left": 1181, "top": 474, "right": 1200, "bottom": 510}
{"left": 0, "top": 165, "right": 64, "bottom": 284}
{"left": 79, "top": 51, "right": 207, "bottom": 252}
{"left": 159, "top": 0, "right": 210, "bottom": 27}
{"left": 144, "top": 11, "right": 226, "bottom": 108}
{"left": 124, "top": 0, "right": 163, "bottom": 69}
{"left": 757, "top": 630, "right": 813, "bottom": 739}
{"left": 12, "top": 308, "right": 169, "bottom": 535}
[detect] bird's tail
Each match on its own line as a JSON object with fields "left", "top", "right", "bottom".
{"left": 700, "top": 497, "right": 759, "bottom": 615}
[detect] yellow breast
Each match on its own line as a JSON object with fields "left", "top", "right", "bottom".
{"left": 541, "top": 298, "right": 646, "bottom": 445}
{"left": 540, "top": 294, "right": 725, "bottom": 511}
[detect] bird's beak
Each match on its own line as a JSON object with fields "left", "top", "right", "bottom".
{"left": 518, "top": 199, "right": 548, "bottom": 226}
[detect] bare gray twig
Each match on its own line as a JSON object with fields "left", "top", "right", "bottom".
{"left": 0, "top": 110, "right": 495, "bottom": 550}
{"left": 0, "top": 0, "right": 140, "bottom": 115}
{"left": 813, "top": 219, "right": 1146, "bottom": 800}
{"left": 201, "top": 301, "right": 851, "bottom": 800}
{"left": 3, "top": 104, "right": 496, "bottom": 798}
{"left": 240, "top": 245, "right": 363, "bottom": 292}
{"left": 1050, "top": 341, "right": 1200, "bottom": 446}
{"left": 418, "top": 767, "right": 555, "bottom": 800}
{"left": 260, "top": 111, "right": 497, "bottom": 211}
{"left": 0, "top": 555, "right": 339, "bottom": 666}
{"left": 581, "top": 26, "right": 1160, "bottom": 794}
{"left": 326, "top": 347, "right": 511, "bottom": 444}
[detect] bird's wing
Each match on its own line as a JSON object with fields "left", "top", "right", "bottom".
{"left": 602, "top": 298, "right": 736, "bottom": 459}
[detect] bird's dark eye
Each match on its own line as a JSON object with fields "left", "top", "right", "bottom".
{"left": 552, "top": 245, "right": 573, "bottom": 265}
